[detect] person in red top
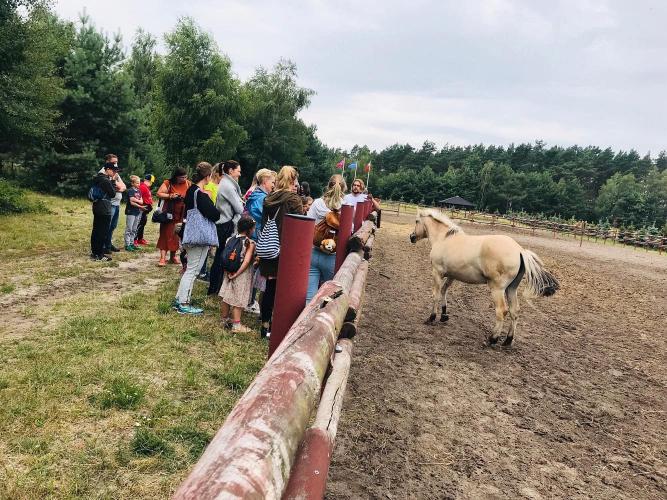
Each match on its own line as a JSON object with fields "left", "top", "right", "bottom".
{"left": 135, "top": 174, "right": 154, "bottom": 246}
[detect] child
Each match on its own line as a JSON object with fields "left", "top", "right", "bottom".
{"left": 219, "top": 216, "right": 256, "bottom": 333}
{"left": 303, "top": 196, "right": 313, "bottom": 215}
{"left": 124, "top": 175, "right": 146, "bottom": 251}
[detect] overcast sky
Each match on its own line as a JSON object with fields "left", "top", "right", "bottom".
{"left": 53, "top": 0, "right": 667, "bottom": 154}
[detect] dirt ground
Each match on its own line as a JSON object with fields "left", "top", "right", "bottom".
{"left": 327, "top": 213, "right": 667, "bottom": 499}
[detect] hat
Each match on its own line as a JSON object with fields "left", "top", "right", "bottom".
{"left": 144, "top": 173, "right": 155, "bottom": 183}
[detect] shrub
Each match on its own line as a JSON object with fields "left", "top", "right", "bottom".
{"left": 0, "top": 179, "right": 47, "bottom": 215}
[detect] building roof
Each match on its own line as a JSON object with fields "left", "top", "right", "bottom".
{"left": 439, "top": 196, "right": 475, "bottom": 207}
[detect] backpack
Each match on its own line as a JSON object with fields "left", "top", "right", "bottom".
{"left": 87, "top": 184, "right": 106, "bottom": 203}
{"left": 256, "top": 206, "right": 281, "bottom": 260}
{"left": 313, "top": 209, "right": 340, "bottom": 254}
{"left": 222, "top": 235, "right": 246, "bottom": 273}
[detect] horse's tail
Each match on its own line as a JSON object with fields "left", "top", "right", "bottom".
{"left": 520, "top": 250, "right": 559, "bottom": 297}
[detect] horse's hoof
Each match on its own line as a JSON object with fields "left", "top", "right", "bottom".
{"left": 486, "top": 336, "right": 498, "bottom": 346}
{"left": 440, "top": 314, "right": 449, "bottom": 322}
{"left": 424, "top": 314, "right": 436, "bottom": 325}
{"left": 501, "top": 337, "right": 513, "bottom": 347}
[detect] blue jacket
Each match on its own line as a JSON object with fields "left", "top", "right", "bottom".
{"left": 246, "top": 187, "right": 268, "bottom": 240}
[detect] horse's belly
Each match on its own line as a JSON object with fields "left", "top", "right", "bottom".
{"left": 445, "top": 267, "right": 487, "bottom": 285}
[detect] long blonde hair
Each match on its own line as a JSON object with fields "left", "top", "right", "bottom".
{"left": 322, "top": 174, "right": 347, "bottom": 210}
{"left": 275, "top": 165, "right": 298, "bottom": 192}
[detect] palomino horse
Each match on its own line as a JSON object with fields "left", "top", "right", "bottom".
{"left": 409, "top": 209, "right": 559, "bottom": 346}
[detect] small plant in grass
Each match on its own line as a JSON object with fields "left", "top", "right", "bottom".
{"left": 93, "top": 377, "right": 145, "bottom": 410}
{"left": 131, "top": 428, "right": 173, "bottom": 457}
{"left": 0, "top": 282, "right": 15, "bottom": 294}
{"left": 210, "top": 369, "right": 251, "bottom": 393}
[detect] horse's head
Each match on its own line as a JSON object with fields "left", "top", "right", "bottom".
{"left": 410, "top": 212, "right": 427, "bottom": 243}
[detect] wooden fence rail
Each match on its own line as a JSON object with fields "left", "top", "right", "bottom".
{"left": 174, "top": 214, "right": 378, "bottom": 499}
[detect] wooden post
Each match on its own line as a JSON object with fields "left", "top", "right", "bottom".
{"left": 579, "top": 221, "right": 585, "bottom": 247}
{"left": 335, "top": 204, "right": 354, "bottom": 273}
{"left": 270, "top": 214, "right": 315, "bottom": 357}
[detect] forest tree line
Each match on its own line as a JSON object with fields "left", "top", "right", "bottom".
{"left": 1, "top": 1, "right": 666, "bottom": 230}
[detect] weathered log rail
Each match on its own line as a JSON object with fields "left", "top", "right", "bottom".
{"left": 174, "top": 211, "right": 378, "bottom": 500}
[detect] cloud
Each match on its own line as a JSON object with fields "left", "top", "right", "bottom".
{"left": 53, "top": 0, "right": 667, "bottom": 153}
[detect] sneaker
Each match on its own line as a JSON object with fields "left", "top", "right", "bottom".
{"left": 125, "top": 245, "right": 136, "bottom": 252}
{"left": 136, "top": 239, "right": 149, "bottom": 246}
{"left": 176, "top": 303, "right": 203, "bottom": 315}
{"left": 196, "top": 272, "right": 210, "bottom": 282}
{"left": 244, "top": 301, "right": 261, "bottom": 315}
{"left": 171, "top": 299, "right": 180, "bottom": 310}
{"left": 93, "top": 254, "right": 112, "bottom": 262}
{"left": 260, "top": 325, "right": 271, "bottom": 339}
{"left": 335, "top": 344, "right": 343, "bottom": 353}
{"left": 109, "top": 245, "right": 121, "bottom": 252}
{"left": 231, "top": 323, "right": 252, "bottom": 333}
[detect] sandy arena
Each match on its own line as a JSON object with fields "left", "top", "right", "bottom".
{"left": 327, "top": 213, "right": 667, "bottom": 499}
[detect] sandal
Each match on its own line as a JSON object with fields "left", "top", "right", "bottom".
{"left": 158, "top": 259, "right": 167, "bottom": 267}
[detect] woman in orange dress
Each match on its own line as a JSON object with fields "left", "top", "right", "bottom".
{"left": 156, "top": 166, "right": 191, "bottom": 266}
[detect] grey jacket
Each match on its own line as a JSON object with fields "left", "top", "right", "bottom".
{"left": 215, "top": 174, "right": 244, "bottom": 225}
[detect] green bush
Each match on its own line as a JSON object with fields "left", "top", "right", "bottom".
{"left": 0, "top": 180, "right": 47, "bottom": 215}
{"left": 93, "top": 377, "right": 145, "bottom": 410}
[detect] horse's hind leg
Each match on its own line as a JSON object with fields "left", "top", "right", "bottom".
{"left": 426, "top": 268, "right": 444, "bottom": 324}
{"left": 487, "top": 288, "right": 508, "bottom": 346}
{"left": 440, "top": 277, "right": 454, "bottom": 322}
{"left": 503, "top": 286, "right": 520, "bottom": 347}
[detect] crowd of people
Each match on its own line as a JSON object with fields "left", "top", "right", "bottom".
{"left": 89, "top": 155, "right": 379, "bottom": 338}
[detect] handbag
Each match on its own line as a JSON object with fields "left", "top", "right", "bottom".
{"left": 152, "top": 181, "right": 174, "bottom": 223}
{"left": 256, "top": 206, "right": 281, "bottom": 259}
{"left": 182, "top": 188, "right": 218, "bottom": 246}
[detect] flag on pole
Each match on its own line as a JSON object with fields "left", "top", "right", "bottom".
{"left": 347, "top": 162, "right": 357, "bottom": 170}
{"left": 364, "top": 162, "right": 372, "bottom": 173}
{"left": 336, "top": 159, "right": 345, "bottom": 169}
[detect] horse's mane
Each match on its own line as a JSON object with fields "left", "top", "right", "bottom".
{"left": 420, "top": 208, "right": 463, "bottom": 235}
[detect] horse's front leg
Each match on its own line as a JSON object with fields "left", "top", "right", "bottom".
{"left": 440, "top": 277, "right": 454, "bottom": 322}
{"left": 487, "top": 288, "right": 508, "bottom": 346}
{"left": 425, "top": 268, "right": 444, "bottom": 324}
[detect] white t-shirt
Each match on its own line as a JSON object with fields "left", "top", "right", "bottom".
{"left": 342, "top": 192, "right": 366, "bottom": 206}
{"left": 307, "top": 198, "right": 331, "bottom": 224}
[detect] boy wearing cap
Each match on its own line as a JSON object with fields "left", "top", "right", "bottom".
{"left": 135, "top": 174, "right": 154, "bottom": 245}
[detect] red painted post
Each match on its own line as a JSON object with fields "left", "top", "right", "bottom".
{"left": 353, "top": 202, "right": 364, "bottom": 232}
{"left": 269, "top": 214, "right": 315, "bottom": 358}
{"left": 335, "top": 204, "right": 354, "bottom": 273}
{"left": 365, "top": 199, "right": 373, "bottom": 219}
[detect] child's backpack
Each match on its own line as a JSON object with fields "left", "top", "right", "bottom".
{"left": 222, "top": 235, "right": 246, "bottom": 273}
{"left": 87, "top": 184, "right": 106, "bottom": 202}
{"left": 256, "top": 207, "right": 281, "bottom": 260}
{"left": 313, "top": 209, "right": 340, "bottom": 254}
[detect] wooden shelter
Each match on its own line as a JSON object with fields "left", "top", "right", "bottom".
{"left": 439, "top": 196, "right": 475, "bottom": 210}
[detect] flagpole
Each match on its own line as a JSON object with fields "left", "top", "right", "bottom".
{"left": 366, "top": 167, "right": 371, "bottom": 189}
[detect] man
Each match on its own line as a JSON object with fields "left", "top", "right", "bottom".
{"left": 343, "top": 178, "right": 381, "bottom": 211}
{"left": 98, "top": 153, "right": 126, "bottom": 253}
{"left": 134, "top": 173, "right": 154, "bottom": 246}
{"left": 90, "top": 161, "right": 119, "bottom": 261}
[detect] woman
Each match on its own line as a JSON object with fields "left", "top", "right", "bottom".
{"left": 156, "top": 167, "right": 190, "bottom": 266}
{"left": 306, "top": 174, "right": 346, "bottom": 303}
{"left": 173, "top": 162, "right": 220, "bottom": 315}
{"left": 207, "top": 160, "right": 245, "bottom": 295}
{"left": 258, "top": 165, "right": 303, "bottom": 338}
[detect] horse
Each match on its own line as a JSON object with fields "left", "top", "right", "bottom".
{"left": 409, "top": 209, "right": 559, "bottom": 347}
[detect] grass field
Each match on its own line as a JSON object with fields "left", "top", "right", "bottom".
{"left": 0, "top": 192, "right": 266, "bottom": 498}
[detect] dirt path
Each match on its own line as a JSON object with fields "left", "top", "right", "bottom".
{"left": 327, "top": 214, "right": 667, "bottom": 499}
{"left": 0, "top": 249, "right": 173, "bottom": 341}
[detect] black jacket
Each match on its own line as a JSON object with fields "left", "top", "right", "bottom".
{"left": 92, "top": 172, "right": 117, "bottom": 215}
{"left": 184, "top": 185, "right": 220, "bottom": 223}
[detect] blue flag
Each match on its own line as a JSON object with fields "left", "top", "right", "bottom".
{"left": 347, "top": 162, "right": 357, "bottom": 170}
